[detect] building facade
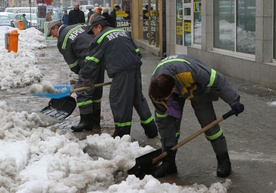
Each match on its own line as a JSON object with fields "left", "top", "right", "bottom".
{"left": 3, "top": 0, "right": 276, "bottom": 89}
{"left": 131, "top": 0, "right": 276, "bottom": 90}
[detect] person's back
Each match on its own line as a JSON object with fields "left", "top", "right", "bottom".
{"left": 62, "top": 10, "right": 69, "bottom": 25}
{"left": 88, "top": 7, "right": 102, "bottom": 25}
{"left": 57, "top": 24, "right": 93, "bottom": 73}
{"left": 102, "top": 8, "right": 113, "bottom": 27}
{"left": 87, "top": 9, "right": 94, "bottom": 24}
{"left": 68, "top": 3, "right": 85, "bottom": 25}
{"left": 110, "top": 5, "right": 120, "bottom": 28}
{"left": 92, "top": 26, "right": 141, "bottom": 78}
{"left": 22, "top": 14, "right": 28, "bottom": 29}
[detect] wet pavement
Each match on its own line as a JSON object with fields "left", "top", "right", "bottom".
{"left": 2, "top": 43, "right": 276, "bottom": 193}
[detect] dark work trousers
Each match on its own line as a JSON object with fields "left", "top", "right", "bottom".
{"left": 109, "top": 69, "right": 155, "bottom": 132}
{"left": 160, "top": 93, "right": 222, "bottom": 148}
{"left": 76, "top": 67, "right": 105, "bottom": 115}
{"left": 191, "top": 101, "right": 223, "bottom": 141}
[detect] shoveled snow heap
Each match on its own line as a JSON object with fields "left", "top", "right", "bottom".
{"left": 28, "top": 81, "right": 67, "bottom": 94}
{"left": 0, "top": 27, "right": 45, "bottom": 90}
{"left": 0, "top": 100, "right": 232, "bottom": 192}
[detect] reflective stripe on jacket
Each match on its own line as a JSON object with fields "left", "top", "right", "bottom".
{"left": 83, "top": 27, "right": 142, "bottom": 79}
{"left": 57, "top": 24, "right": 94, "bottom": 74}
{"left": 151, "top": 54, "right": 241, "bottom": 106}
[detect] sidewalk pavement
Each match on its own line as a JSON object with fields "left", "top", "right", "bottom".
{"left": 7, "top": 45, "right": 276, "bottom": 193}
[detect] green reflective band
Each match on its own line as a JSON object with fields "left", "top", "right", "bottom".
{"left": 93, "top": 99, "right": 101, "bottom": 104}
{"left": 207, "top": 69, "right": 217, "bottom": 87}
{"left": 135, "top": 48, "right": 140, "bottom": 53}
{"left": 206, "top": 129, "right": 223, "bottom": 140}
{"left": 115, "top": 122, "right": 132, "bottom": 127}
{"left": 152, "top": 58, "right": 191, "bottom": 75}
{"left": 77, "top": 100, "right": 93, "bottom": 107}
{"left": 97, "top": 29, "right": 125, "bottom": 44}
{"left": 176, "top": 130, "right": 181, "bottom": 137}
{"left": 85, "top": 56, "right": 100, "bottom": 63}
{"left": 141, "top": 116, "right": 154, "bottom": 124}
{"left": 69, "top": 60, "right": 78, "bottom": 69}
{"left": 156, "top": 112, "right": 168, "bottom": 118}
{"left": 62, "top": 25, "right": 85, "bottom": 49}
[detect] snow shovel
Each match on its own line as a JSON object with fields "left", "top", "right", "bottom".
{"left": 39, "top": 82, "right": 112, "bottom": 121}
{"left": 31, "top": 82, "right": 112, "bottom": 99}
{"left": 127, "top": 109, "right": 236, "bottom": 179}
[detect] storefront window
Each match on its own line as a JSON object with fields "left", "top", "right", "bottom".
{"left": 142, "top": 0, "right": 157, "bottom": 44}
{"left": 176, "top": 0, "right": 183, "bottom": 45}
{"left": 193, "top": 0, "right": 202, "bottom": 44}
{"left": 214, "top": 0, "right": 256, "bottom": 54}
{"left": 116, "top": 0, "right": 132, "bottom": 33}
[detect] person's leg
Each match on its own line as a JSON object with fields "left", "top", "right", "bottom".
{"left": 151, "top": 98, "right": 185, "bottom": 178}
{"left": 110, "top": 72, "right": 135, "bottom": 138}
{"left": 91, "top": 66, "right": 105, "bottom": 128}
{"left": 71, "top": 76, "right": 94, "bottom": 132}
{"left": 191, "top": 100, "right": 231, "bottom": 177}
{"left": 133, "top": 70, "right": 157, "bottom": 138}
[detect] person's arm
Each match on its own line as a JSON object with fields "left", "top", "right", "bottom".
{"left": 57, "top": 40, "right": 80, "bottom": 74}
{"left": 81, "top": 42, "right": 105, "bottom": 85}
{"left": 151, "top": 97, "right": 181, "bottom": 136}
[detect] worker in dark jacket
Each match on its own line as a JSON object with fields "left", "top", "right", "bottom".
{"left": 68, "top": 3, "right": 85, "bottom": 25}
{"left": 47, "top": 20, "right": 104, "bottom": 132}
{"left": 149, "top": 54, "right": 245, "bottom": 178}
{"left": 102, "top": 8, "right": 113, "bottom": 26}
{"left": 110, "top": 5, "right": 120, "bottom": 28}
{"left": 82, "top": 16, "right": 158, "bottom": 138}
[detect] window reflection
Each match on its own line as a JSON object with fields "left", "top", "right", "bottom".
{"left": 214, "top": 0, "right": 256, "bottom": 54}
{"left": 142, "top": 0, "right": 157, "bottom": 45}
{"left": 193, "top": 0, "right": 202, "bottom": 44}
{"left": 176, "top": 0, "right": 183, "bottom": 45}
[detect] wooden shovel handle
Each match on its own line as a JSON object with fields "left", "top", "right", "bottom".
{"left": 70, "top": 82, "right": 112, "bottom": 93}
{"left": 152, "top": 110, "right": 236, "bottom": 164}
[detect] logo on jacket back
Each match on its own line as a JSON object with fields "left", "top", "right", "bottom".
{"left": 106, "top": 31, "right": 128, "bottom": 41}
{"left": 69, "top": 28, "right": 85, "bottom": 41}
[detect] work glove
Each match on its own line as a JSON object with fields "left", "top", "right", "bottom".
{"left": 82, "top": 79, "right": 92, "bottom": 87}
{"left": 231, "top": 102, "right": 244, "bottom": 116}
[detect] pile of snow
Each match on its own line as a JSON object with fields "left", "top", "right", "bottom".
{"left": 0, "top": 27, "right": 45, "bottom": 90}
{"left": 0, "top": 100, "right": 231, "bottom": 192}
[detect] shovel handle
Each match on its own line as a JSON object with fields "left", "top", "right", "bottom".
{"left": 70, "top": 82, "right": 112, "bottom": 93}
{"left": 152, "top": 109, "right": 236, "bottom": 164}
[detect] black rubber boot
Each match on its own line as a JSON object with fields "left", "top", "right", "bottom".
{"left": 112, "top": 126, "right": 131, "bottom": 138}
{"left": 141, "top": 121, "right": 158, "bottom": 138}
{"left": 211, "top": 136, "right": 232, "bottom": 177}
{"left": 151, "top": 147, "right": 177, "bottom": 178}
{"left": 216, "top": 152, "right": 231, "bottom": 177}
{"left": 71, "top": 113, "right": 93, "bottom": 132}
{"left": 93, "top": 108, "right": 101, "bottom": 129}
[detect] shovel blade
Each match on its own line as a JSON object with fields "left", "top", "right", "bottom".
{"left": 40, "top": 96, "right": 76, "bottom": 120}
{"left": 128, "top": 148, "right": 162, "bottom": 179}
